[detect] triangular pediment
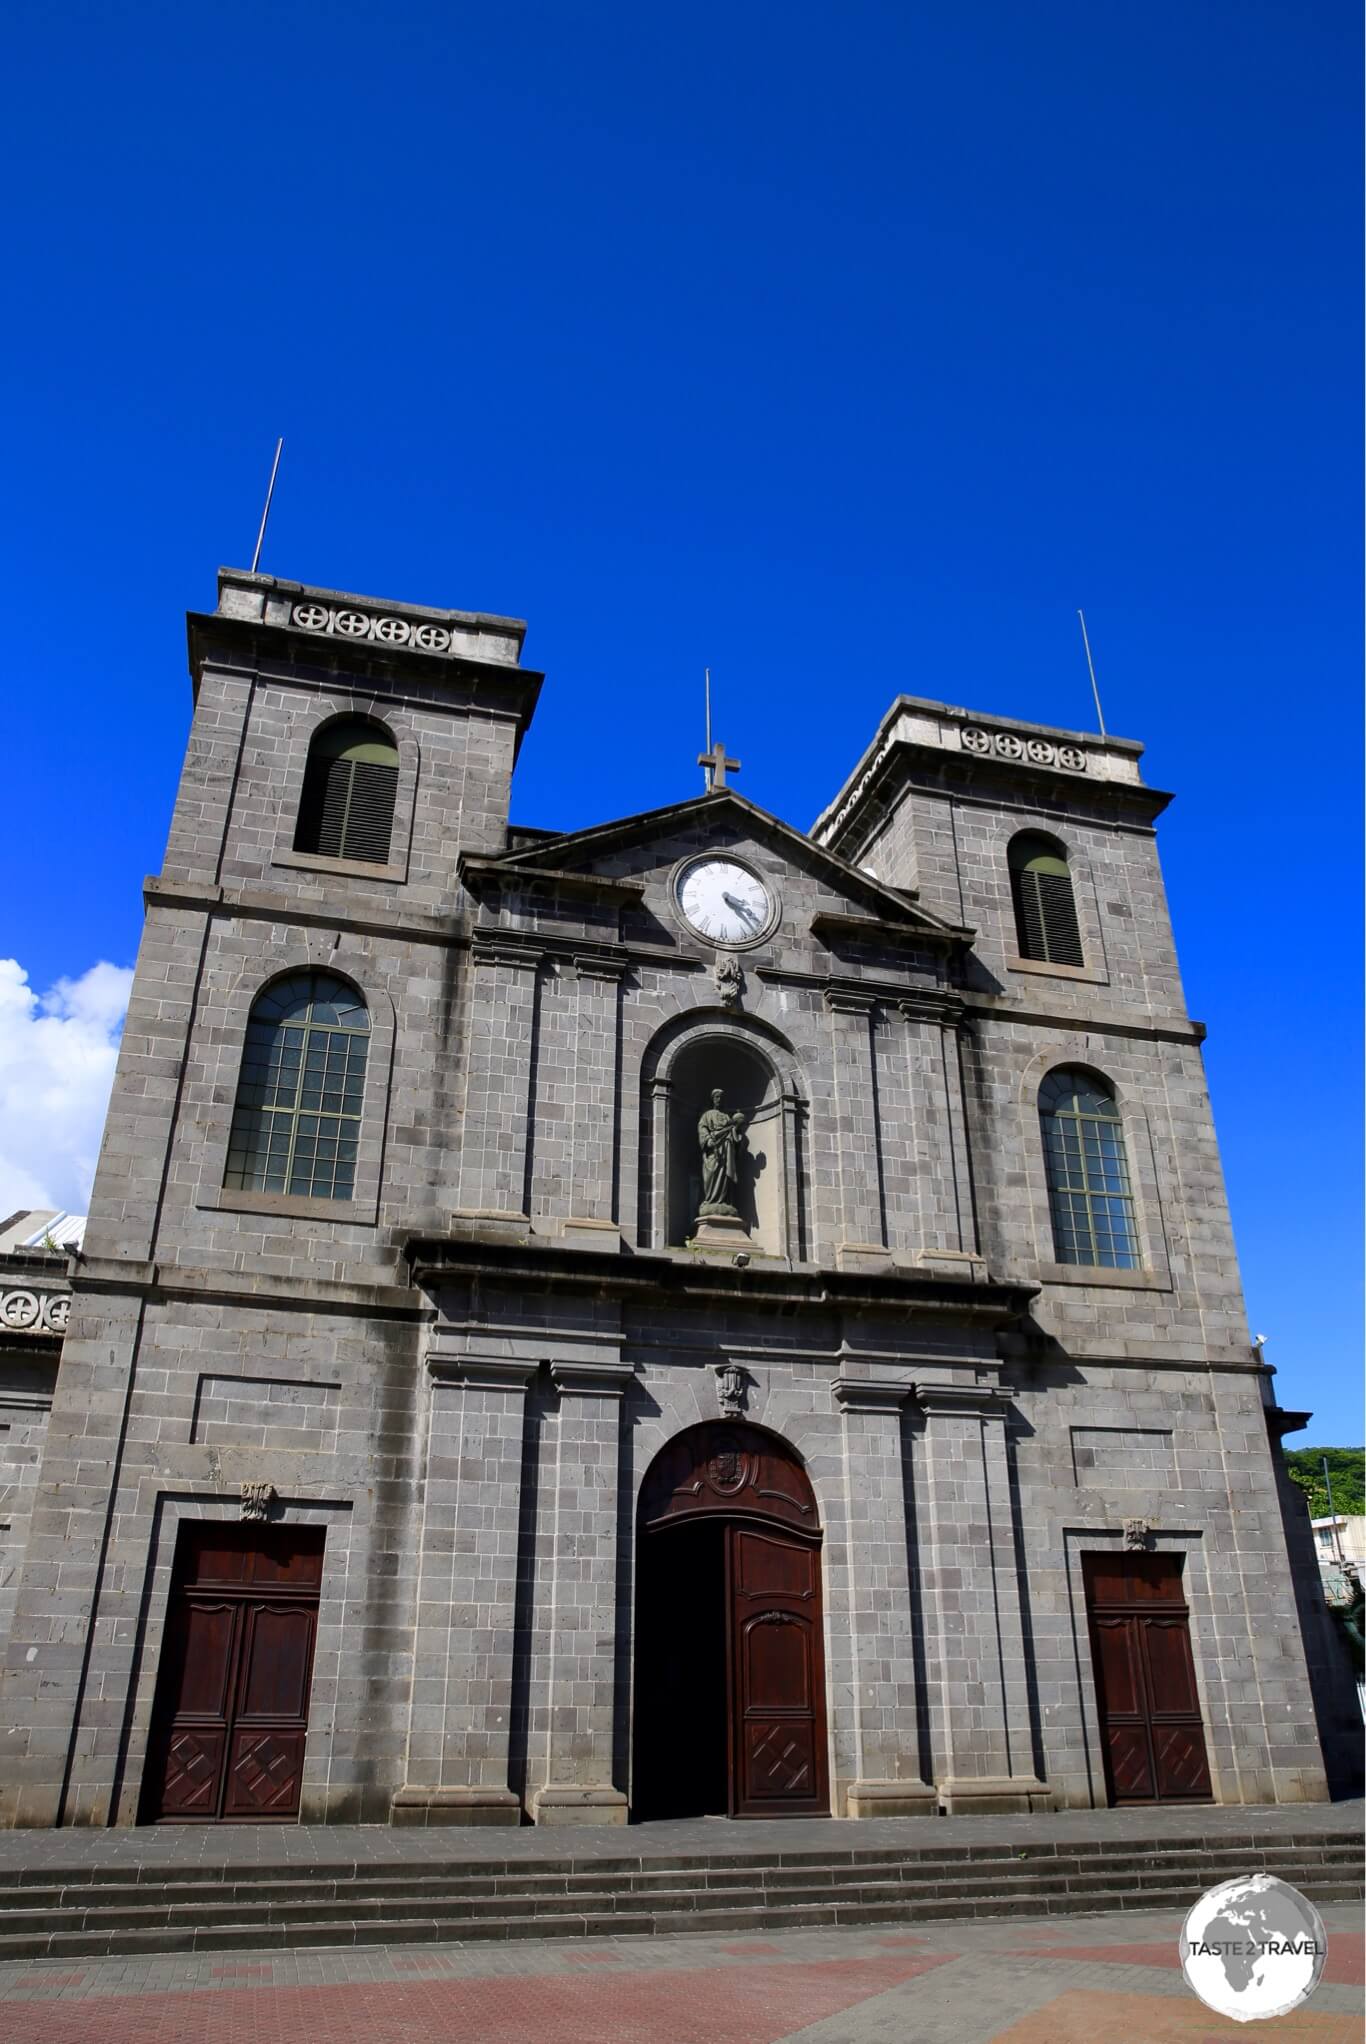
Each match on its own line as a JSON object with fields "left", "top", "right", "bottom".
{"left": 465, "top": 790, "right": 970, "bottom": 943}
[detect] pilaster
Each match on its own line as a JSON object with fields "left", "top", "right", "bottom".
{"left": 831, "top": 1378, "right": 936, "bottom": 1817}
{"left": 532, "top": 1359, "right": 634, "bottom": 1825}
{"left": 392, "top": 1350, "right": 537, "bottom": 1826}
{"left": 823, "top": 989, "right": 891, "bottom": 1271}
{"left": 453, "top": 938, "right": 541, "bottom": 1224}
{"left": 559, "top": 958, "right": 626, "bottom": 1252}
{"left": 916, "top": 1381, "right": 1052, "bottom": 1814}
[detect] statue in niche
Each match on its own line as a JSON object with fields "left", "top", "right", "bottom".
{"left": 697, "top": 1089, "right": 749, "bottom": 1219}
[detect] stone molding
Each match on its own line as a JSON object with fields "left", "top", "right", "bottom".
{"left": 425, "top": 1352, "right": 539, "bottom": 1391}
{"left": 549, "top": 1360, "right": 634, "bottom": 1399}
{"left": 832, "top": 1376, "right": 913, "bottom": 1414}
{"left": 915, "top": 1381, "right": 1012, "bottom": 1421}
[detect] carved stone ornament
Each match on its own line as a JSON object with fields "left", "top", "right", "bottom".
{"left": 714, "top": 1361, "right": 747, "bottom": 1418}
{"left": 240, "top": 1481, "right": 277, "bottom": 1523}
{"left": 292, "top": 601, "right": 451, "bottom": 653}
{"left": 1122, "top": 1517, "right": 1156, "bottom": 1550}
{"left": 712, "top": 954, "right": 743, "bottom": 1008}
{"left": 0, "top": 1289, "right": 70, "bottom": 1334}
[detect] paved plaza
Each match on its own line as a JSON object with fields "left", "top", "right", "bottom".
{"left": 0, "top": 1900, "right": 1360, "bottom": 2042}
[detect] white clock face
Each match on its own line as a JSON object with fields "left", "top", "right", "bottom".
{"left": 675, "top": 857, "right": 773, "bottom": 944}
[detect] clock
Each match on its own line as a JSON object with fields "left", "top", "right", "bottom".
{"left": 673, "top": 856, "right": 775, "bottom": 946}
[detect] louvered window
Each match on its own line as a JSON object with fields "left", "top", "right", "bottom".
{"left": 224, "top": 973, "right": 369, "bottom": 1201}
{"left": 1009, "top": 833, "right": 1083, "bottom": 966}
{"left": 294, "top": 721, "right": 399, "bottom": 865}
{"left": 1039, "top": 1068, "right": 1139, "bottom": 1268}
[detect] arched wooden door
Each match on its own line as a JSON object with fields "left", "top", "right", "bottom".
{"left": 633, "top": 1422, "right": 828, "bottom": 1819}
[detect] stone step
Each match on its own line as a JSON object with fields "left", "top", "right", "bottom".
{"left": 0, "top": 1862, "right": 1357, "bottom": 1949}
{"left": 1, "top": 1827, "right": 1356, "bottom": 1894}
{"left": 0, "top": 1837, "right": 1355, "bottom": 1918}
{"left": 0, "top": 1872, "right": 1359, "bottom": 1965}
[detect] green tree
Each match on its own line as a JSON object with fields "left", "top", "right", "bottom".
{"left": 1284, "top": 1447, "right": 1365, "bottom": 1520}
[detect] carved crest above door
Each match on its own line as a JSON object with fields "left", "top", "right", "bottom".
{"left": 639, "top": 1420, "right": 817, "bottom": 1533}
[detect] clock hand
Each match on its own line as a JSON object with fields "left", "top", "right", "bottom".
{"left": 722, "top": 891, "right": 761, "bottom": 926}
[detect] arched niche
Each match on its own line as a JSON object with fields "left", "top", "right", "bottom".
{"left": 642, "top": 1018, "right": 805, "bottom": 1256}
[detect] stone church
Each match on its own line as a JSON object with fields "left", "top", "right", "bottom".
{"left": 0, "top": 567, "right": 1354, "bottom": 1830}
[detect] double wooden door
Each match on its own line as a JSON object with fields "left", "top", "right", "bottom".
{"left": 634, "top": 1517, "right": 828, "bottom": 1818}
{"left": 1083, "top": 1552, "right": 1212, "bottom": 1805}
{"left": 142, "top": 1524, "right": 324, "bottom": 1823}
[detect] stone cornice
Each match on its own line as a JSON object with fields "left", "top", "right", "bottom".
{"left": 550, "top": 1360, "right": 636, "bottom": 1398}
{"left": 425, "top": 1352, "right": 539, "bottom": 1391}
{"left": 915, "top": 1381, "right": 1013, "bottom": 1419}
{"left": 961, "top": 992, "right": 1206, "bottom": 1047}
{"left": 810, "top": 909, "right": 971, "bottom": 949}
{"left": 459, "top": 855, "right": 647, "bottom": 907}
{"left": 406, "top": 1234, "right": 1036, "bottom": 1326}
{"left": 832, "top": 1376, "right": 914, "bottom": 1413}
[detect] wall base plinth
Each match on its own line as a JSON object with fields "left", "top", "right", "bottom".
{"left": 937, "top": 1776, "right": 1055, "bottom": 1816}
{"left": 389, "top": 1786, "right": 522, "bottom": 1827}
{"left": 532, "top": 1785, "right": 630, "bottom": 1826}
{"left": 846, "top": 1779, "right": 938, "bottom": 1819}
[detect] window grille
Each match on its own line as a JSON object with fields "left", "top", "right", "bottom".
{"left": 294, "top": 721, "right": 399, "bottom": 865}
{"left": 1009, "top": 834, "right": 1084, "bottom": 966}
{"left": 224, "top": 973, "right": 369, "bottom": 1201}
{"left": 1039, "top": 1067, "right": 1139, "bottom": 1267}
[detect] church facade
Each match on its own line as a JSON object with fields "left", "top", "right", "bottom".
{"left": 0, "top": 567, "right": 1352, "bottom": 1829}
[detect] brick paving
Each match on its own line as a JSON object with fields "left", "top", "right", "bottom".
{"left": 0, "top": 1905, "right": 1358, "bottom": 2042}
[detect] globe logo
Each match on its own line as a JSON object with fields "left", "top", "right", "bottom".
{"left": 1180, "top": 1873, "right": 1327, "bottom": 2022}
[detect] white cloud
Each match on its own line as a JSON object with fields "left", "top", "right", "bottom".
{"left": 0, "top": 959, "right": 136, "bottom": 1217}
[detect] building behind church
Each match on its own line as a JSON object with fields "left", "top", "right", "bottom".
{"left": 0, "top": 568, "right": 1356, "bottom": 1830}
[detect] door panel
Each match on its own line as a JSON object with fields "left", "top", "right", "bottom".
{"left": 169, "top": 1600, "right": 239, "bottom": 1718}
{"left": 237, "top": 1604, "right": 317, "bottom": 1719}
{"left": 1142, "top": 1616, "right": 1202, "bottom": 1716}
{"left": 1103, "top": 1721, "right": 1155, "bottom": 1801}
{"left": 1091, "top": 1615, "right": 1143, "bottom": 1717}
{"left": 223, "top": 1728, "right": 310, "bottom": 1817}
{"left": 729, "top": 1525, "right": 827, "bottom": 1816}
{"left": 742, "top": 1613, "right": 812, "bottom": 1711}
{"left": 156, "top": 1725, "right": 228, "bottom": 1818}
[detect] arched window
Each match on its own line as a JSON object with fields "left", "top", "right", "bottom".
{"left": 1039, "top": 1068, "right": 1138, "bottom": 1267}
{"left": 294, "top": 720, "right": 399, "bottom": 865}
{"left": 1009, "top": 833, "right": 1083, "bottom": 966}
{"left": 224, "top": 973, "right": 370, "bottom": 1200}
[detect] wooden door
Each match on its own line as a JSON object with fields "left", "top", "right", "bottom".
{"left": 729, "top": 1523, "right": 828, "bottom": 1815}
{"left": 143, "top": 1524, "right": 324, "bottom": 1823}
{"left": 1083, "top": 1553, "right": 1212, "bottom": 1805}
{"left": 635, "top": 1423, "right": 830, "bottom": 1820}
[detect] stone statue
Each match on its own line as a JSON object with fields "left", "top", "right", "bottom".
{"left": 697, "top": 1089, "right": 748, "bottom": 1218}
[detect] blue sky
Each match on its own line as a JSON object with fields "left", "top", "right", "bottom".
{"left": 2, "top": 3, "right": 1359, "bottom": 1436}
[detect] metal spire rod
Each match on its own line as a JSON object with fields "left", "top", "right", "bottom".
{"left": 1077, "top": 608, "right": 1107, "bottom": 738}
{"left": 250, "top": 438, "right": 284, "bottom": 575}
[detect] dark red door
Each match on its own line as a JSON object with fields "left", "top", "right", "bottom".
{"left": 634, "top": 1421, "right": 829, "bottom": 1819}
{"left": 143, "top": 1524, "right": 324, "bottom": 1823}
{"left": 729, "top": 1524, "right": 827, "bottom": 1815}
{"left": 1083, "top": 1553, "right": 1212, "bottom": 1805}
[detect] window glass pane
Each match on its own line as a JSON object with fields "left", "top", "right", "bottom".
{"left": 224, "top": 977, "right": 370, "bottom": 1202}
{"left": 1039, "top": 1067, "right": 1139, "bottom": 1272}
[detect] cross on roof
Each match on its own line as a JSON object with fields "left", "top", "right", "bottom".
{"left": 698, "top": 740, "right": 741, "bottom": 791}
